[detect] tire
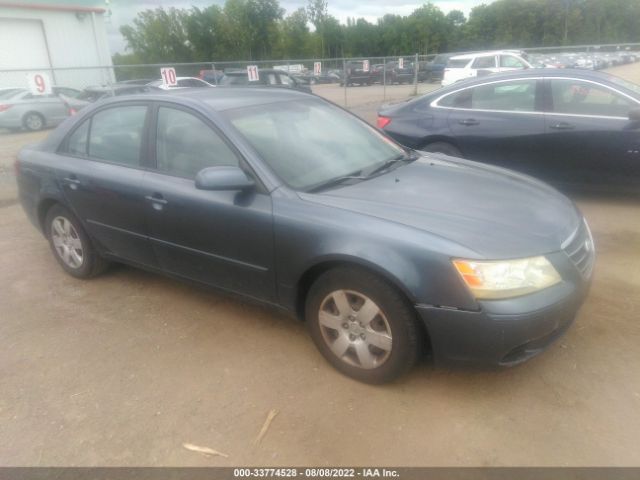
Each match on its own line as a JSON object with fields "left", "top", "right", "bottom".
{"left": 306, "top": 266, "right": 422, "bottom": 384}
{"left": 45, "top": 204, "right": 109, "bottom": 279}
{"left": 23, "top": 112, "right": 45, "bottom": 131}
{"left": 422, "top": 141, "right": 463, "bottom": 158}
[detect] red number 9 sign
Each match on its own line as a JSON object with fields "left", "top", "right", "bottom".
{"left": 26, "top": 72, "right": 52, "bottom": 95}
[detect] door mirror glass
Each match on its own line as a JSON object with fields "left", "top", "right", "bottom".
{"left": 195, "top": 166, "right": 255, "bottom": 191}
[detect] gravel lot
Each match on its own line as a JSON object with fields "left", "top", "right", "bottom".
{"left": 0, "top": 64, "right": 639, "bottom": 467}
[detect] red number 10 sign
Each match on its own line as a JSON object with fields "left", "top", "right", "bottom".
{"left": 160, "top": 67, "right": 178, "bottom": 87}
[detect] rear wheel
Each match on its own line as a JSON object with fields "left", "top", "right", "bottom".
{"left": 45, "top": 204, "right": 109, "bottom": 278}
{"left": 306, "top": 267, "right": 422, "bottom": 384}
{"left": 23, "top": 112, "right": 45, "bottom": 131}
{"left": 421, "top": 141, "right": 462, "bottom": 158}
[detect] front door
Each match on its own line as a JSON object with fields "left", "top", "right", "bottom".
{"left": 143, "top": 104, "right": 276, "bottom": 302}
{"left": 541, "top": 78, "right": 640, "bottom": 187}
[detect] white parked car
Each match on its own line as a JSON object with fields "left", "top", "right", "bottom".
{"left": 147, "top": 77, "right": 212, "bottom": 90}
{"left": 442, "top": 51, "right": 532, "bottom": 86}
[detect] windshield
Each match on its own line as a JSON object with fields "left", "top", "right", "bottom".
{"left": 0, "top": 88, "right": 26, "bottom": 99}
{"left": 225, "top": 99, "right": 405, "bottom": 190}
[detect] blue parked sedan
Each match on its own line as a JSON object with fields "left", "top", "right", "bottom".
{"left": 16, "top": 88, "right": 593, "bottom": 383}
{"left": 378, "top": 69, "right": 640, "bottom": 192}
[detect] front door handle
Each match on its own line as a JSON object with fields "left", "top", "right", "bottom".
{"left": 459, "top": 118, "right": 479, "bottom": 126}
{"left": 145, "top": 193, "right": 168, "bottom": 210}
{"left": 550, "top": 122, "right": 575, "bottom": 130}
{"left": 63, "top": 175, "right": 81, "bottom": 190}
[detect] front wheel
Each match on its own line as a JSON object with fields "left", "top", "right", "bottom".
{"left": 45, "top": 204, "right": 109, "bottom": 278}
{"left": 306, "top": 267, "right": 422, "bottom": 384}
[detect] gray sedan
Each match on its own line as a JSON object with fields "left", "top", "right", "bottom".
{"left": 0, "top": 86, "right": 81, "bottom": 131}
{"left": 16, "top": 88, "right": 593, "bottom": 383}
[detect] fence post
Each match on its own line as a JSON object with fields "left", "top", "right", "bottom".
{"left": 383, "top": 57, "right": 386, "bottom": 101}
{"left": 343, "top": 58, "right": 347, "bottom": 108}
{"left": 413, "top": 53, "right": 419, "bottom": 96}
{"left": 212, "top": 63, "right": 218, "bottom": 85}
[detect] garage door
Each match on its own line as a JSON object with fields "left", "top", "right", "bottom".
{"left": 0, "top": 18, "right": 50, "bottom": 70}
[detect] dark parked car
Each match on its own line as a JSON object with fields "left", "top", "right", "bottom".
{"left": 424, "top": 54, "right": 454, "bottom": 82}
{"left": 17, "top": 88, "right": 592, "bottom": 383}
{"left": 220, "top": 69, "right": 311, "bottom": 93}
{"left": 383, "top": 60, "right": 414, "bottom": 84}
{"left": 198, "top": 69, "right": 224, "bottom": 85}
{"left": 378, "top": 69, "right": 640, "bottom": 191}
{"left": 340, "top": 61, "right": 373, "bottom": 86}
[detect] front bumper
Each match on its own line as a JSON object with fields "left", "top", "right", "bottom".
{"left": 416, "top": 278, "right": 590, "bottom": 367}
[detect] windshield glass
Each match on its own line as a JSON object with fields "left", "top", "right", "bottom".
{"left": 220, "top": 75, "right": 250, "bottom": 86}
{"left": 0, "top": 88, "right": 26, "bottom": 99}
{"left": 225, "top": 99, "right": 405, "bottom": 190}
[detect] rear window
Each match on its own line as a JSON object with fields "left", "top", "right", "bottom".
{"left": 447, "top": 59, "right": 470, "bottom": 68}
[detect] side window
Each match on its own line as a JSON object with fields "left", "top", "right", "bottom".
{"left": 438, "top": 89, "right": 472, "bottom": 109}
{"left": 265, "top": 73, "right": 278, "bottom": 85}
{"left": 279, "top": 74, "right": 293, "bottom": 86}
{"left": 156, "top": 107, "right": 239, "bottom": 178}
{"left": 550, "top": 79, "right": 636, "bottom": 117}
{"left": 472, "top": 56, "right": 496, "bottom": 69}
{"left": 470, "top": 80, "right": 537, "bottom": 111}
{"left": 88, "top": 106, "right": 147, "bottom": 166}
{"left": 66, "top": 120, "right": 90, "bottom": 156}
{"left": 500, "top": 55, "right": 526, "bottom": 68}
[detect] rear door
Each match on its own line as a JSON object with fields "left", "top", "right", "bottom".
{"left": 142, "top": 103, "right": 276, "bottom": 301}
{"left": 444, "top": 78, "right": 546, "bottom": 173}
{"left": 541, "top": 77, "right": 640, "bottom": 187}
{"left": 55, "top": 103, "right": 157, "bottom": 267}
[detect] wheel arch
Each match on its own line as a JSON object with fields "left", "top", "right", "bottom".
{"left": 294, "top": 255, "right": 417, "bottom": 322}
{"left": 22, "top": 110, "right": 46, "bottom": 129}
{"left": 419, "top": 136, "right": 462, "bottom": 152}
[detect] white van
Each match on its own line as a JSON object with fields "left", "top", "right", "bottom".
{"left": 442, "top": 51, "right": 532, "bottom": 86}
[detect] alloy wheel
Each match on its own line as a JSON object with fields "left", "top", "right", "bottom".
{"left": 318, "top": 289, "right": 392, "bottom": 369}
{"left": 51, "top": 216, "right": 84, "bottom": 269}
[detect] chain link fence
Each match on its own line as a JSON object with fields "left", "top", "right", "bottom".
{"left": 1, "top": 43, "right": 640, "bottom": 133}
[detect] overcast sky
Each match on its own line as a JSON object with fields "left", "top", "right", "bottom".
{"left": 105, "top": 0, "right": 491, "bottom": 54}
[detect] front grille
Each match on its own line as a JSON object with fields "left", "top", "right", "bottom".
{"left": 562, "top": 220, "right": 595, "bottom": 279}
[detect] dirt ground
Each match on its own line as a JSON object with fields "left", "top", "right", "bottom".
{"left": 0, "top": 64, "right": 639, "bottom": 467}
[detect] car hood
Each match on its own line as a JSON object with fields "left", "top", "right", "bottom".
{"left": 299, "top": 155, "right": 581, "bottom": 259}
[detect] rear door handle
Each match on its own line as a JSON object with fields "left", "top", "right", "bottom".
{"left": 550, "top": 122, "right": 575, "bottom": 130}
{"left": 459, "top": 118, "right": 479, "bottom": 126}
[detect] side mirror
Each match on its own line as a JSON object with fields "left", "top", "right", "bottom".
{"left": 629, "top": 108, "right": 640, "bottom": 122}
{"left": 195, "top": 166, "right": 255, "bottom": 191}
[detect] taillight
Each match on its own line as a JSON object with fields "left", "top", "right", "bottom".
{"left": 69, "top": 107, "right": 77, "bottom": 116}
{"left": 377, "top": 116, "right": 391, "bottom": 129}
{"left": 0, "top": 104, "right": 12, "bottom": 112}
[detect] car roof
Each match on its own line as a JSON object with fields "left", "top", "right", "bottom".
{"left": 450, "top": 50, "right": 523, "bottom": 60}
{"left": 90, "top": 86, "right": 314, "bottom": 112}
{"left": 429, "top": 68, "right": 640, "bottom": 95}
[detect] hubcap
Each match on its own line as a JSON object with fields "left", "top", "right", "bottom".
{"left": 51, "top": 216, "right": 84, "bottom": 269}
{"left": 318, "top": 290, "right": 392, "bottom": 369}
{"left": 26, "top": 114, "right": 43, "bottom": 130}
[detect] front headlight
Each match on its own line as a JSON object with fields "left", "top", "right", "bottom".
{"left": 452, "top": 256, "right": 561, "bottom": 300}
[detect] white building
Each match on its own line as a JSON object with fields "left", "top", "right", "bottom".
{"left": 0, "top": 1, "right": 113, "bottom": 89}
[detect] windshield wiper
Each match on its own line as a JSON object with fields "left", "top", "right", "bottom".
{"left": 364, "top": 151, "right": 418, "bottom": 178}
{"left": 306, "top": 174, "right": 368, "bottom": 193}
